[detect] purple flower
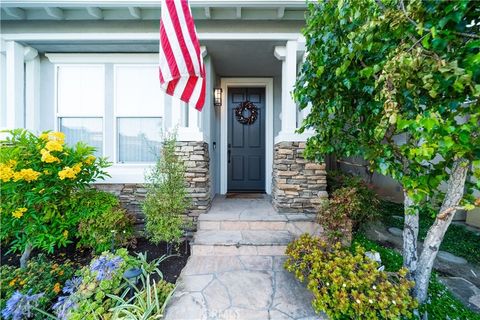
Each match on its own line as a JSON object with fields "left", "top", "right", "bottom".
{"left": 1, "top": 290, "right": 44, "bottom": 320}
{"left": 90, "top": 255, "right": 123, "bottom": 281}
{"left": 62, "top": 276, "right": 82, "bottom": 294}
{"left": 52, "top": 296, "right": 77, "bottom": 320}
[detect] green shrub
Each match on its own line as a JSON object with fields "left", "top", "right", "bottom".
{"left": 0, "top": 129, "right": 110, "bottom": 266}
{"left": 0, "top": 255, "right": 75, "bottom": 319}
{"left": 143, "top": 133, "right": 190, "bottom": 246}
{"left": 285, "top": 234, "right": 417, "bottom": 320}
{"left": 75, "top": 189, "right": 136, "bottom": 253}
{"left": 319, "top": 184, "right": 379, "bottom": 243}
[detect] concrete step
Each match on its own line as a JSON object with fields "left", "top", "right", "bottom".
{"left": 191, "top": 230, "right": 294, "bottom": 256}
{"left": 198, "top": 213, "right": 322, "bottom": 236}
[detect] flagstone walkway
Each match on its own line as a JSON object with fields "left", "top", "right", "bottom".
{"left": 164, "top": 196, "right": 326, "bottom": 320}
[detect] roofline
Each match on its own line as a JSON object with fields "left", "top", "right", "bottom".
{"left": 1, "top": 0, "right": 308, "bottom": 8}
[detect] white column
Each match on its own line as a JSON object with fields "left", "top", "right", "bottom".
{"left": 168, "top": 95, "right": 184, "bottom": 131}
{"left": 5, "top": 41, "right": 25, "bottom": 129}
{"left": 176, "top": 103, "right": 204, "bottom": 141}
{"left": 274, "top": 40, "right": 312, "bottom": 143}
{"left": 175, "top": 47, "right": 207, "bottom": 142}
{"left": 24, "top": 46, "right": 40, "bottom": 132}
{"left": 0, "top": 40, "right": 7, "bottom": 129}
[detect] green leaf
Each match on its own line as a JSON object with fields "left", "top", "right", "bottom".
{"left": 459, "top": 132, "right": 470, "bottom": 144}
{"left": 423, "top": 118, "right": 436, "bottom": 132}
{"left": 422, "top": 34, "right": 431, "bottom": 49}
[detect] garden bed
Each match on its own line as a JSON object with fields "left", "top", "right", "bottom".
{"left": 1, "top": 238, "right": 190, "bottom": 284}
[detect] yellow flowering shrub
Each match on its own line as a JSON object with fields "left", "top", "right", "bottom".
{"left": 0, "top": 129, "right": 110, "bottom": 264}
{"left": 285, "top": 234, "right": 418, "bottom": 319}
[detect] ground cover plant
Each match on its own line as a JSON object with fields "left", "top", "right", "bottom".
{"left": 0, "top": 129, "right": 110, "bottom": 267}
{"left": 353, "top": 233, "right": 480, "bottom": 320}
{"left": 0, "top": 255, "right": 75, "bottom": 319}
{"left": 379, "top": 200, "right": 480, "bottom": 265}
{"left": 296, "top": 0, "right": 479, "bottom": 302}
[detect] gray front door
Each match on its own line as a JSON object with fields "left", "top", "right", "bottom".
{"left": 228, "top": 87, "right": 266, "bottom": 192}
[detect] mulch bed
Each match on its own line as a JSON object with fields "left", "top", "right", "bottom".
{"left": 0, "top": 238, "right": 190, "bottom": 284}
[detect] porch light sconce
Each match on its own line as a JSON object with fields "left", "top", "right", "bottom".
{"left": 214, "top": 88, "right": 223, "bottom": 107}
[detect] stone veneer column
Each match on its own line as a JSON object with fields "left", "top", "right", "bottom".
{"left": 272, "top": 141, "right": 328, "bottom": 213}
{"left": 175, "top": 141, "right": 212, "bottom": 219}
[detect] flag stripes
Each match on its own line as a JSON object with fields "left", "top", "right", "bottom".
{"left": 159, "top": 0, "right": 205, "bottom": 111}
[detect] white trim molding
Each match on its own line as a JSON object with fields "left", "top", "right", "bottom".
{"left": 101, "top": 164, "right": 152, "bottom": 184}
{"left": 220, "top": 77, "right": 274, "bottom": 195}
{"left": 45, "top": 53, "right": 158, "bottom": 64}
{"left": 2, "top": 33, "right": 304, "bottom": 42}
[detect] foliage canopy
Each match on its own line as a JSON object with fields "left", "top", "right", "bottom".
{"left": 295, "top": 0, "right": 480, "bottom": 208}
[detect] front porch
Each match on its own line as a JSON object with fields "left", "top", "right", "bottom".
{"left": 164, "top": 196, "right": 325, "bottom": 320}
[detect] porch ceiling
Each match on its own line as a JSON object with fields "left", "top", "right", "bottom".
{"left": 204, "top": 40, "right": 283, "bottom": 77}
{"left": 26, "top": 39, "right": 284, "bottom": 78}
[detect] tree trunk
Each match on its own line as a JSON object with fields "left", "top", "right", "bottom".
{"left": 403, "top": 191, "right": 419, "bottom": 279}
{"left": 414, "top": 158, "right": 470, "bottom": 303}
{"left": 20, "top": 242, "right": 33, "bottom": 269}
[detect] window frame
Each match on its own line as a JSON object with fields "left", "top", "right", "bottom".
{"left": 113, "top": 63, "right": 164, "bottom": 165}
{"left": 54, "top": 63, "right": 106, "bottom": 157}
{"left": 49, "top": 54, "right": 163, "bottom": 183}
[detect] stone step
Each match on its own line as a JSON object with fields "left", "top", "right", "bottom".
{"left": 191, "top": 230, "right": 294, "bottom": 256}
{"left": 198, "top": 213, "right": 322, "bottom": 236}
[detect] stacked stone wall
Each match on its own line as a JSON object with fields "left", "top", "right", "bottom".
{"left": 175, "top": 141, "right": 212, "bottom": 218}
{"left": 94, "top": 141, "right": 211, "bottom": 237}
{"left": 272, "top": 141, "right": 328, "bottom": 213}
{"left": 94, "top": 184, "right": 146, "bottom": 232}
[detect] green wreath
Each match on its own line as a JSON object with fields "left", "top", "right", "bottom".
{"left": 234, "top": 101, "right": 258, "bottom": 125}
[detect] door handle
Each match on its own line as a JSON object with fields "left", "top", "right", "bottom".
{"left": 228, "top": 144, "right": 231, "bottom": 164}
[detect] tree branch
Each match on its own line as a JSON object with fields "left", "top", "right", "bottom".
{"left": 399, "top": 0, "right": 423, "bottom": 30}
{"left": 453, "top": 31, "right": 480, "bottom": 40}
{"left": 400, "top": 0, "right": 480, "bottom": 41}
{"left": 336, "top": 159, "right": 368, "bottom": 168}
{"left": 375, "top": 0, "right": 386, "bottom": 11}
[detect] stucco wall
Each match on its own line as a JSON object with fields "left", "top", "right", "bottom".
{"left": 39, "top": 55, "right": 55, "bottom": 132}
{"left": 0, "top": 52, "right": 6, "bottom": 128}
{"left": 273, "top": 75, "right": 282, "bottom": 138}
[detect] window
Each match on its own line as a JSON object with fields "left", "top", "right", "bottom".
{"left": 114, "top": 65, "right": 163, "bottom": 163}
{"left": 54, "top": 59, "right": 164, "bottom": 165}
{"left": 56, "top": 65, "right": 104, "bottom": 156}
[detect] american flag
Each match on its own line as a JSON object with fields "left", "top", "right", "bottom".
{"left": 159, "top": 0, "right": 206, "bottom": 111}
